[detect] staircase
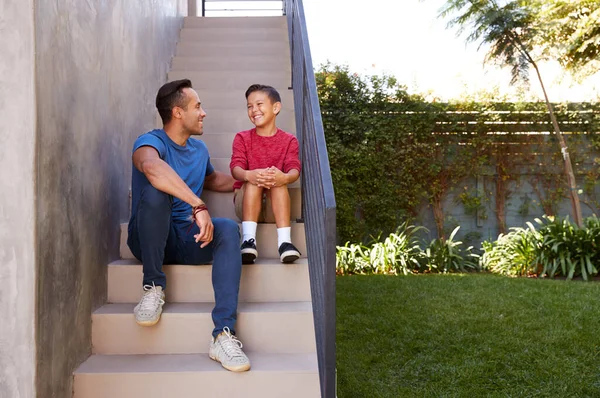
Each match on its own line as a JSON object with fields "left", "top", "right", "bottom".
{"left": 73, "top": 16, "right": 320, "bottom": 398}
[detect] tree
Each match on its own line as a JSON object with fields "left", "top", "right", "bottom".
{"left": 438, "top": 0, "right": 584, "bottom": 226}
{"left": 530, "top": 0, "right": 600, "bottom": 77}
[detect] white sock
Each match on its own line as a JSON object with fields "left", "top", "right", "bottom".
{"left": 242, "top": 221, "right": 257, "bottom": 243}
{"left": 277, "top": 227, "right": 292, "bottom": 247}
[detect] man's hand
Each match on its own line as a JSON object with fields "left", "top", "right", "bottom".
{"left": 193, "top": 210, "right": 214, "bottom": 248}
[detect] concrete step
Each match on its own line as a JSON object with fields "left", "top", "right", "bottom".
{"left": 120, "top": 222, "right": 307, "bottom": 260}
{"left": 171, "top": 55, "right": 292, "bottom": 72}
{"left": 187, "top": 88, "right": 294, "bottom": 110}
{"left": 202, "top": 108, "right": 296, "bottom": 134}
{"left": 183, "top": 16, "right": 287, "bottom": 29}
{"left": 107, "top": 258, "right": 310, "bottom": 303}
{"left": 74, "top": 353, "right": 319, "bottom": 398}
{"left": 168, "top": 70, "right": 291, "bottom": 91}
{"left": 180, "top": 27, "right": 288, "bottom": 43}
{"left": 92, "top": 302, "right": 316, "bottom": 355}
{"left": 176, "top": 41, "right": 290, "bottom": 58}
{"left": 200, "top": 187, "right": 302, "bottom": 222}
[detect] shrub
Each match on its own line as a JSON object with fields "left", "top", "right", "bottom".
{"left": 481, "top": 224, "right": 540, "bottom": 276}
{"left": 534, "top": 215, "right": 600, "bottom": 280}
{"left": 420, "top": 226, "right": 480, "bottom": 273}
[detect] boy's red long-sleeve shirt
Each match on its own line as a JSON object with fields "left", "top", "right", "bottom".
{"left": 229, "top": 128, "right": 301, "bottom": 190}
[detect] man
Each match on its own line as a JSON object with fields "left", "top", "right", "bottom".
{"left": 127, "top": 79, "right": 250, "bottom": 372}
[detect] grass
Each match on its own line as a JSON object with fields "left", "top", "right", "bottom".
{"left": 336, "top": 274, "right": 600, "bottom": 397}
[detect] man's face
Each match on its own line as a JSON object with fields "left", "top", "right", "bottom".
{"left": 178, "top": 88, "right": 206, "bottom": 135}
{"left": 247, "top": 91, "right": 280, "bottom": 128}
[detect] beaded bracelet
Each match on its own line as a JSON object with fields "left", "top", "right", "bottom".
{"left": 192, "top": 204, "right": 208, "bottom": 219}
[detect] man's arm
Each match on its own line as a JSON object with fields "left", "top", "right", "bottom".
{"left": 133, "top": 146, "right": 213, "bottom": 247}
{"left": 204, "top": 170, "right": 235, "bottom": 192}
{"left": 133, "top": 146, "right": 205, "bottom": 207}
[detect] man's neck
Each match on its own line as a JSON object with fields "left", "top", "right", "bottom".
{"left": 255, "top": 123, "right": 278, "bottom": 137}
{"left": 163, "top": 123, "right": 190, "bottom": 146}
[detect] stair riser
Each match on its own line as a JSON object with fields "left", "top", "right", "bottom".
{"left": 120, "top": 223, "right": 307, "bottom": 260}
{"left": 171, "top": 56, "right": 292, "bottom": 72}
{"left": 183, "top": 16, "right": 287, "bottom": 29}
{"left": 74, "top": 372, "right": 319, "bottom": 398}
{"left": 107, "top": 261, "right": 310, "bottom": 303}
{"left": 168, "top": 70, "right": 290, "bottom": 91}
{"left": 180, "top": 28, "right": 288, "bottom": 43}
{"left": 176, "top": 42, "right": 289, "bottom": 58}
{"left": 92, "top": 311, "right": 316, "bottom": 354}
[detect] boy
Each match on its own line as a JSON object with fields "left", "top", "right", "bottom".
{"left": 230, "top": 84, "right": 302, "bottom": 264}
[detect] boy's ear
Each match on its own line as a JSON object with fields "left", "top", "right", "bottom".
{"left": 273, "top": 101, "right": 282, "bottom": 116}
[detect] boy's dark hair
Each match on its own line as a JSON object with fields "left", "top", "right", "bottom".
{"left": 245, "top": 84, "right": 282, "bottom": 104}
{"left": 156, "top": 79, "right": 193, "bottom": 124}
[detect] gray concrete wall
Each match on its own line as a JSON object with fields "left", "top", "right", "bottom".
{"left": 33, "top": 1, "right": 186, "bottom": 396}
{"left": 0, "top": 1, "right": 37, "bottom": 397}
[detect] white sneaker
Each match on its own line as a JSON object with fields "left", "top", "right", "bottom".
{"left": 134, "top": 283, "right": 165, "bottom": 326}
{"left": 209, "top": 327, "right": 251, "bottom": 372}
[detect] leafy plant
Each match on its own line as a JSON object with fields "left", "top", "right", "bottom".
{"left": 481, "top": 223, "right": 540, "bottom": 276}
{"left": 534, "top": 215, "right": 600, "bottom": 280}
{"left": 420, "top": 226, "right": 479, "bottom": 273}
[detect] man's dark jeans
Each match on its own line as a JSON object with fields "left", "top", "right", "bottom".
{"left": 127, "top": 184, "right": 242, "bottom": 337}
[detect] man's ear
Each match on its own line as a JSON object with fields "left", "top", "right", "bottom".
{"left": 273, "top": 102, "right": 282, "bottom": 116}
{"left": 173, "top": 106, "right": 182, "bottom": 120}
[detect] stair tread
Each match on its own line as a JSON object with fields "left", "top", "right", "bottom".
{"left": 95, "top": 301, "right": 312, "bottom": 315}
{"left": 109, "top": 257, "right": 307, "bottom": 267}
{"left": 76, "top": 352, "right": 318, "bottom": 374}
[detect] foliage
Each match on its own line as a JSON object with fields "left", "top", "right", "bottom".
{"left": 481, "top": 223, "right": 540, "bottom": 276}
{"left": 534, "top": 215, "right": 600, "bottom": 280}
{"left": 336, "top": 223, "right": 479, "bottom": 275}
{"left": 420, "top": 226, "right": 480, "bottom": 272}
{"left": 317, "top": 64, "right": 600, "bottom": 243}
{"left": 529, "top": 0, "right": 600, "bottom": 77}
{"left": 336, "top": 222, "right": 425, "bottom": 275}
{"left": 482, "top": 215, "right": 600, "bottom": 280}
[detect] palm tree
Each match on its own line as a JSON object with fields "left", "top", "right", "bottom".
{"left": 440, "top": 0, "right": 583, "bottom": 226}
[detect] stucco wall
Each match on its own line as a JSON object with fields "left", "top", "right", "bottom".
{"left": 34, "top": 1, "right": 186, "bottom": 396}
{"left": 0, "top": 1, "right": 37, "bottom": 397}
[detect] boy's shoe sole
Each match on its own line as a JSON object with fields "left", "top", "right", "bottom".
{"left": 280, "top": 249, "right": 300, "bottom": 263}
{"left": 241, "top": 250, "right": 257, "bottom": 264}
{"left": 209, "top": 354, "right": 251, "bottom": 372}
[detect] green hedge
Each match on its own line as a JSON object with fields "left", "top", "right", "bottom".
{"left": 316, "top": 64, "right": 600, "bottom": 243}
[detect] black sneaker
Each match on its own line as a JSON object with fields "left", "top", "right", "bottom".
{"left": 241, "top": 239, "right": 258, "bottom": 264}
{"left": 278, "top": 242, "right": 301, "bottom": 263}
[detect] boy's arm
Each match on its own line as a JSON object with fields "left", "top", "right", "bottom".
{"left": 204, "top": 170, "right": 235, "bottom": 192}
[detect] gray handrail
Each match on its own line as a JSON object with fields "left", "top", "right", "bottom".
{"left": 286, "top": 1, "right": 337, "bottom": 397}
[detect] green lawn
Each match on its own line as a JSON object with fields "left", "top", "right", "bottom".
{"left": 336, "top": 274, "right": 600, "bottom": 397}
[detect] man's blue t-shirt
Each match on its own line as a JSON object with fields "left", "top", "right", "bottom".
{"left": 130, "top": 129, "right": 214, "bottom": 225}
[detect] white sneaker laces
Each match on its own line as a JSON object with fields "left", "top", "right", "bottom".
{"left": 139, "top": 283, "right": 164, "bottom": 312}
{"left": 219, "top": 327, "right": 245, "bottom": 359}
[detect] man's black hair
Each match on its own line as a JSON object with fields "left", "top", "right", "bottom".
{"left": 156, "top": 79, "right": 193, "bottom": 125}
{"left": 245, "top": 84, "right": 282, "bottom": 104}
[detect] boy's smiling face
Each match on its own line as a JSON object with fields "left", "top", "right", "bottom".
{"left": 247, "top": 90, "right": 281, "bottom": 128}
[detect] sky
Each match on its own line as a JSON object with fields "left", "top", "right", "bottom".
{"left": 300, "top": 0, "right": 600, "bottom": 102}
{"left": 205, "top": 0, "right": 600, "bottom": 101}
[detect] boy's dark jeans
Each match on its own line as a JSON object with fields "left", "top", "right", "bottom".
{"left": 127, "top": 184, "right": 242, "bottom": 337}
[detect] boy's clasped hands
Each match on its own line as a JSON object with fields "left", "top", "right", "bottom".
{"left": 249, "top": 166, "right": 287, "bottom": 188}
